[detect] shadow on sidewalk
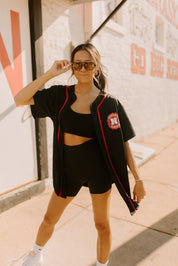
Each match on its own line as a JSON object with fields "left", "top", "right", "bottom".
{"left": 90, "top": 209, "right": 178, "bottom": 266}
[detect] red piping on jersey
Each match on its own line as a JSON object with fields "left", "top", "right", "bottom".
{"left": 57, "top": 86, "right": 69, "bottom": 143}
{"left": 57, "top": 86, "right": 69, "bottom": 196}
{"left": 97, "top": 95, "right": 136, "bottom": 212}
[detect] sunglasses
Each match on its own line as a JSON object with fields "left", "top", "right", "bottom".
{"left": 72, "top": 62, "right": 96, "bottom": 71}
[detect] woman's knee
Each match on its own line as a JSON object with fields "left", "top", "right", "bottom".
{"left": 95, "top": 220, "right": 111, "bottom": 235}
{"left": 42, "top": 213, "right": 59, "bottom": 227}
{"left": 42, "top": 193, "right": 74, "bottom": 228}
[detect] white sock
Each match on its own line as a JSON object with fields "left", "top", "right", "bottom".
{"left": 96, "top": 259, "right": 109, "bottom": 266}
{"left": 32, "top": 243, "right": 43, "bottom": 254}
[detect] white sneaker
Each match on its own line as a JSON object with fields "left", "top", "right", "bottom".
{"left": 22, "top": 250, "right": 43, "bottom": 266}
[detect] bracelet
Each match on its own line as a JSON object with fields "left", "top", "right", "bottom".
{"left": 135, "top": 179, "right": 143, "bottom": 182}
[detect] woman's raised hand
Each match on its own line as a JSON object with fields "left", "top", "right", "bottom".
{"left": 49, "top": 60, "right": 72, "bottom": 78}
{"left": 14, "top": 60, "right": 72, "bottom": 106}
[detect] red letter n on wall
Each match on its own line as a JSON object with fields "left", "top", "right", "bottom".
{"left": 0, "top": 10, "right": 23, "bottom": 97}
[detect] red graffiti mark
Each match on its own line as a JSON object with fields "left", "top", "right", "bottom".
{"left": 0, "top": 10, "right": 23, "bottom": 97}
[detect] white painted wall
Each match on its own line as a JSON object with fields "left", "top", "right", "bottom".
{"left": 41, "top": 0, "right": 93, "bottom": 178}
{"left": 40, "top": 0, "right": 178, "bottom": 177}
{"left": 0, "top": 0, "right": 37, "bottom": 194}
{"left": 41, "top": 0, "right": 72, "bottom": 179}
{"left": 92, "top": 0, "right": 178, "bottom": 141}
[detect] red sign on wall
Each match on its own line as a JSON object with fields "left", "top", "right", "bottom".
{"left": 167, "top": 59, "right": 178, "bottom": 80}
{"left": 0, "top": 10, "right": 23, "bottom": 97}
{"left": 131, "top": 44, "right": 146, "bottom": 75}
{"left": 151, "top": 52, "right": 164, "bottom": 78}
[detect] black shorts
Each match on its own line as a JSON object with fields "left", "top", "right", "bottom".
{"left": 63, "top": 139, "right": 113, "bottom": 197}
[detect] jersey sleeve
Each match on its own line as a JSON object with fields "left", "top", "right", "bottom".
{"left": 31, "top": 85, "right": 64, "bottom": 119}
{"left": 117, "top": 100, "right": 136, "bottom": 142}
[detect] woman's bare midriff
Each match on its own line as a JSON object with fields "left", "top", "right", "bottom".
{"left": 64, "top": 132, "right": 93, "bottom": 146}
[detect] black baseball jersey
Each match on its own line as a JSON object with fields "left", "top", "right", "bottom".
{"left": 31, "top": 85, "right": 138, "bottom": 215}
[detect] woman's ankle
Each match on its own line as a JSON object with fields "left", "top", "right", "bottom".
{"left": 32, "top": 243, "right": 44, "bottom": 254}
{"left": 96, "top": 259, "right": 109, "bottom": 266}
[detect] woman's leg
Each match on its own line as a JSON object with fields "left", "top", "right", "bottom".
{"left": 91, "top": 189, "right": 112, "bottom": 264}
{"left": 22, "top": 192, "right": 75, "bottom": 265}
{"left": 36, "top": 191, "right": 74, "bottom": 246}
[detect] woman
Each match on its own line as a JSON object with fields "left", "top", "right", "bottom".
{"left": 14, "top": 43, "right": 146, "bottom": 266}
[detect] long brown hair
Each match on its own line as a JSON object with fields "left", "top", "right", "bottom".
{"left": 71, "top": 43, "right": 106, "bottom": 92}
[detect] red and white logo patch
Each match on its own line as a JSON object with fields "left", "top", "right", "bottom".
{"left": 107, "top": 113, "right": 120, "bottom": 130}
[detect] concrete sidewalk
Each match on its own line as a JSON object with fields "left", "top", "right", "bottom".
{"left": 0, "top": 122, "right": 178, "bottom": 266}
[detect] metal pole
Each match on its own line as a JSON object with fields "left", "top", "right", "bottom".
{"left": 29, "top": 0, "right": 49, "bottom": 180}
{"left": 86, "top": 0, "right": 128, "bottom": 43}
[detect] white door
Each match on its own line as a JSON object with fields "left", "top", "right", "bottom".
{"left": 0, "top": 0, "right": 37, "bottom": 194}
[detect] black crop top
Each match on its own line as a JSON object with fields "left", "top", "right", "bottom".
{"left": 60, "top": 105, "right": 96, "bottom": 138}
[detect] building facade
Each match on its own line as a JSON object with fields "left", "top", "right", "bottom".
{"left": 41, "top": 0, "right": 178, "bottom": 177}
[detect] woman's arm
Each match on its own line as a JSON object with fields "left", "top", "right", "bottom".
{"left": 14, "top": 60, "right": 71, "bottom": 106}
{"left": 124, "top": 141, "right": 146, "bottom": 203}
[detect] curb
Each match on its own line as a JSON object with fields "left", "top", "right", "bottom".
{"left": 0, "top": 180, "right": 45, "bottom": 213}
